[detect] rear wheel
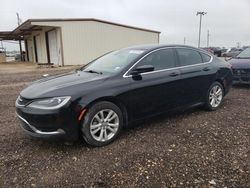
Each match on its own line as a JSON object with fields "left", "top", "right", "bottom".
{"left": 81, "top": 101, "right": 123, "bottom": 147}
{"left": 205, "top": 82, "right": 224, "bottom": 111}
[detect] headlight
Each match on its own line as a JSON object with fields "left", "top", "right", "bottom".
{"left": 27, "top": 96, "right": 71, "bottom": 110}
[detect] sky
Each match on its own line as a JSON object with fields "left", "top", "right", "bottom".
{"left": 0, "top": 0, "right": 250, "bottom": 51}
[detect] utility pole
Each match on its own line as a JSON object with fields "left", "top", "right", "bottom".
{"left": 236, "top": 42, "right": 241, "bottom": 48}
{"left": 184, "top": 37, "right": 186, "bottom": 45}
{"left": 16, "top": 13, "right": 22, "bottom": 26}
{"left": 16, "top": 13, "right": 23, "bottom": 61}
{"left": 207, "top": 30, "right": 210, "bottom": 47}
{"left": 196, "top": 11, "right": 207, "bottom": 48}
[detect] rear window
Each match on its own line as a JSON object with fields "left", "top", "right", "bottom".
{"left": 176, "top": 48, "right": 203, "bottom": 66}
{"left": 200, "top": 53, "right": 211, "bottom": 62}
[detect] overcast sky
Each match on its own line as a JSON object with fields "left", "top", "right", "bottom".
{"left": 1, "top": 0, "right": 250, "bottom": 50}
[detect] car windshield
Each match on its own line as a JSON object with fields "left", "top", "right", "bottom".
{"left": 236, "top": 48, "right": 250, "bottom": 59}
{"left": 82, "top": 49, "right": 145, "bottom": 74}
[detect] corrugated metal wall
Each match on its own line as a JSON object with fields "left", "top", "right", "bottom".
{"left": 33, "top": 20, "right": 159, "bottom": 66}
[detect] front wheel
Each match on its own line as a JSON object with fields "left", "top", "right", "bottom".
{"left": 81, "top": 101, "right": 123, "bottom": 147}
{"left": 205, "top": 82, "right": 224, "bottom": 111}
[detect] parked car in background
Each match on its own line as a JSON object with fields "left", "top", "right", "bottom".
{"left": 222, "top": 48, "right": 243, "bottom": 58}
{"left": 243, "top": 46, "right": 250, "bottom": 50}
{"left": 221, "top": 48, "right": 228, "bottom": 54}
{"left": 15, "top": 45, "right": 233, "bottom": 147}
{"left": 15, "top": 54, "right": 21, "bottom": 61}
{"left": 202, "top": 47, "right": 214, "bottom": 54}
{"left": 229, "top": 47, "right": 250, "bottom": 84}
{"left": 210, "top": 47, "right": 222, "bottom": 57}
{"left": 202, "top": 47, "right": 223, "bottom": 57}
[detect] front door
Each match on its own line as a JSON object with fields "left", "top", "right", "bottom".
{"left": 126, "top": 48, "right": 182, "bottom": 120}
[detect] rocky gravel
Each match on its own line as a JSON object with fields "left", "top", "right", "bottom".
{"left": 0, "top": 66, "right": 249, "bottom": 187}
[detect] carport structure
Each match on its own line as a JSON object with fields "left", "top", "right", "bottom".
{"left": 0, "top": 18, "right": 160, "bottom": 66}
{"left": 0, "top": 31, "right": 24, "bottom": 62}
{"left": 0, "top": 20, "right": 61, "bottom": 65}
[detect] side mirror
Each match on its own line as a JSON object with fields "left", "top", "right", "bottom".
{"left": 130, "top": 65, "right": 154, "bottom": 76}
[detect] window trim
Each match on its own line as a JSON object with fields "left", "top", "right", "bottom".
{"left": 123, "top": 47, "right": 213, "bottom": 78}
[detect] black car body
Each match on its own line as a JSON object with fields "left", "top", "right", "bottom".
{"left": 16, "top": 45, "right": 233, "bottom": 146}
{"left": 229, "top": 47, "right": 250, "bottom": 84}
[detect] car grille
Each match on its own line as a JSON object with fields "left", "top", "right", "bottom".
{"left": 16, "top": 96, "right": 32, "bottom": 106}
{"left": 232, "top": 69, "right": 250, "bottom": 77}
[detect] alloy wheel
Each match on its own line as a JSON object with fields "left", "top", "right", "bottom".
{"left": 90, "top": 109, "right": 119, "bottom": 142}
{"left": 209, "top": 85, "right": 223, "bottom": 108}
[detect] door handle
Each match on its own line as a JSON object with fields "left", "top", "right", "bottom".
{"left": 169, "top": 72, "right": 180, "bottom": 77}
{"left": 203, "top": 67, "right": 210, "bottom": 71}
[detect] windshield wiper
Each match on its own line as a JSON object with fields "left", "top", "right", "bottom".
{"left": 84, "top": 70, "right": 103, "bottom": 74}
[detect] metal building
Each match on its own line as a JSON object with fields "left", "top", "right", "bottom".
{"left": 0, "top": 19, "right": 160, "bottom": 66}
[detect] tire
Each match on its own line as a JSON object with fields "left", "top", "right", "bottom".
{"left": 81, "top": 101, "right": 123, "bottom": 147}
{"left": 204, "top": 82, "right": 224, "bottom": 111}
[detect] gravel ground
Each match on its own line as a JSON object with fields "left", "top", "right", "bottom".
{"left": 0, "top": 64, "right": 249, "bottom": 187}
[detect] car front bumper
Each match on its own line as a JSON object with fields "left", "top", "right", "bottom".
{"left": 233, "top": 76, "right": 250, "bottom": 84}
{"left": 16, "top": 113, "right": 66, "bottom": 138}
{"left": 15, "top": 103, "right": 81, "bottom": 141}
{"left": 232, "top": 69, "right": 250, "bottom": 84}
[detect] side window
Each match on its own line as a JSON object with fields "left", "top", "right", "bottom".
{"left": 176, "top": 48, "right": 203, "bottom": 66}
{"left": 136, "top": 49, "right": 176, "bottom": 71}
{"left": 200, "top": 52, "right": 211, "bottom": 62}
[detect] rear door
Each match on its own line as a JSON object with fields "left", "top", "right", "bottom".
{"left": 126, "top": 48, "right": 183, "bottom": 120}
{"left": 175, "top": 48, "right": 214, "bottom": 105}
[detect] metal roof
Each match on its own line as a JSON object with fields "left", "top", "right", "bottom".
{"left": 0, "top": 31, "right": 20, "bottom": 40}
{"left": 0, "top": 18, "right": 160, "bottom": 40}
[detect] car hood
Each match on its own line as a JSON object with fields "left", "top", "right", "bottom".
{"left": 20, "top": 71, "right": 109, "bottom": 99}
{"left": 229, "top": 58, "right": 250, "bottom": 69}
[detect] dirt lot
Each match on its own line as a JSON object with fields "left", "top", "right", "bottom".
{"left": 0, "top": 63, "right": 249, "bottom": 187}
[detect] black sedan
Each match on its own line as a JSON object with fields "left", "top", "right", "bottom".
{"left": 16, "top": 45, "right": 233, "bottom": 146}
{"left": 229, "top": 47, "right": 250, "bottom": 84}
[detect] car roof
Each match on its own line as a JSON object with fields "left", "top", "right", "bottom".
{"left": 124, "top": 44, "right": 200, "bottom": 51}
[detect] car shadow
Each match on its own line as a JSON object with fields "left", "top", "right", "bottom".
{"left": 233, "top": 84, "right": 250, "bottom": 89}
{"left": 28, "top": 103, "right": 222, "bottom": 151}
{"left": 28, "top": 107, "right": 199, "bottom": 150}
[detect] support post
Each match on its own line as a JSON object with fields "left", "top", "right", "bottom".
{"left": 196, "top": 11, "right": 207, "bottom": 48}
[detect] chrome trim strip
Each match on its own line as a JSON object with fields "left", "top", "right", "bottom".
{"left": 15, "top": 96, "right": 26, "bottom": 107}
{"left": 16, "top": 113, "right": 65, "bottom": 135}
{"left": 123, "top": 46, "right": 213, "bottom": 78}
